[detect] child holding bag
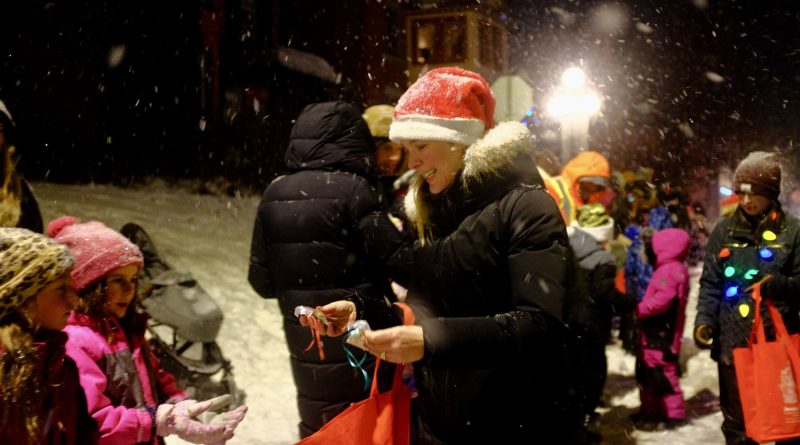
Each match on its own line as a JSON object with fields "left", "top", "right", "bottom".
{"left": 0, "top": 227, "right": 98, "bottom": 444}
{"left": 695, "top": 152, "right": 800, "bottom": 445}
{"left": 48, "top": 216, "right": 246, "bottom": 445}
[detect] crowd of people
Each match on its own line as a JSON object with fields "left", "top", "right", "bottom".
{"left": 1, "top": 66, "right": 799, "bottom": 445}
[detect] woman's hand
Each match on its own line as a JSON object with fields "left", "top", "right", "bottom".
{"left": 298, "top": 300, "right": 356, "bottom": 337}
{"left": 364, "top": 325, "right": 424, "bottom": 364}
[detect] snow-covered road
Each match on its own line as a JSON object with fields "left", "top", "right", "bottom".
{"left": 34, "top": 181, "right": 727, "bottom": 444}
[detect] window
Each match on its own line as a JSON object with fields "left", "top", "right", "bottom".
{"left": 412, "top": 16, "right": 467, "bottom": 65}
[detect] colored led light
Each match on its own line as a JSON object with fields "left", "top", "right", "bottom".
{"left": 760, "top": 248, "right": 773, "bottom": 260}
{"left": 744, "top": 269, "right": 758, "bottom": 280}
{"left": 719, "top": 248, "right": 731, "bottom": 258}
{"left": 724, "top": 266, "right": 736, "bottom": 277}
{"left": 726, "top": 286, "right": 738, "bottom": 298}
{"left": 739, "top": 304, "right": 750, "bottom": 318}
{"left": 762, "top": 230, "right": 777, "bottom": 241}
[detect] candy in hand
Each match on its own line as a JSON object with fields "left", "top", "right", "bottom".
{"left": 345, "top": 320, "right": 371, "bottom": 350}
{"left": 294, "top": 305, "right": 330, "bottom": 326}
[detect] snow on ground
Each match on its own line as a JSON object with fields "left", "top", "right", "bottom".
{"left": 35, "top": 181, "right": 731, "bottom": 444}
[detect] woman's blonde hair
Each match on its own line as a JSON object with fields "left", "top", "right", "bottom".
{"left": 0, "top": 315, "right": 45, "bottom": 444}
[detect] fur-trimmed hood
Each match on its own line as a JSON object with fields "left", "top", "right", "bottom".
{"left": 404, "top": 121, "right": 540, "bottom": 229}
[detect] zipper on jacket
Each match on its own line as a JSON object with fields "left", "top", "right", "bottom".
{"left": 721, "top": 242, "right": 749, "bottom": 248}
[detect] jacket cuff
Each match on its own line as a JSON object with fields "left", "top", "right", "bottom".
{"left": 139, "top": 407, "right": 156, "bottom": 442}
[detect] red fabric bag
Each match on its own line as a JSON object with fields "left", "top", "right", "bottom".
{"left": 733, "top": 283, "right": 800, "bottom": 442}
{"left": 296, "top": 303, "right": 414, "bottom": 445}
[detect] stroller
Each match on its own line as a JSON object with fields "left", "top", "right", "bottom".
{"left": 120, "top": 223, "right": 245, "bottom": 410}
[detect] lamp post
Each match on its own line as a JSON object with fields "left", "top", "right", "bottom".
{"left": 546, "top": 67, "right": 602, "bottom": 163}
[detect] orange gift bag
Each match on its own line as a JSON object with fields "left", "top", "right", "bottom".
{"left": 733, "top": 283, "right": 800, "bottom": 442}
{"left": 296, "top": 303, "right": 414, "bottom": 445}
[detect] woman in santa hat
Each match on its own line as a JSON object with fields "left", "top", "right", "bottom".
{"left": 306, "top": 67, "right": 574, "bottom": 443}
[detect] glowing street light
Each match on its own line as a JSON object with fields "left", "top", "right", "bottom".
{"left": 546, "top": 67, "right": 602, "bottom": 162}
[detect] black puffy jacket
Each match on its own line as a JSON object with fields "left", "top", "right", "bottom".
{"left": 402, "top": 122, "right": 573, "bottom": 444}
{"left": 248, "top": 102, "right": 407, "bottom": 437}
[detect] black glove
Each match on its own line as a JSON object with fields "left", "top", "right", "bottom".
{"left": 694, "top": 324, "right": 714, "bottom": 349}
{"left": 760, "top": 273, "right": 787, "bottom": 301}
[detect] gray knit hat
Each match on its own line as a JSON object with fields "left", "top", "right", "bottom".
{"left": 0, "top": 227, "right": 74, "bottom": 320}
{"left": 734, "top": 151, "right": 782, "bottom": 201}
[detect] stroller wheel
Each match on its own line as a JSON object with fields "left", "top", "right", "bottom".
{"left": 120, "top": 222, "right": 170, "bottom": 282}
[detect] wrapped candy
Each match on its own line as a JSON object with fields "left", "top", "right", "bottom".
{"left": 344, "top": 320, "right": 371, "bottom": 351}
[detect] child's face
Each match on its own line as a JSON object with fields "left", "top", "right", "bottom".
{"left": 26, "top": 272, "right": 76, "bottom": 330}
{"left": 104, "top": 265, "right": 139, "bottom": 319}
{"left": 737, "top": 192, "right": 771, "bottom": 216}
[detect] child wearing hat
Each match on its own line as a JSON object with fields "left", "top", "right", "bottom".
{"left": 0, "top": 227, "right": 98, "bottom": 444}
{"left": 633, "top": 227, "right": 690, "bottom": 430}
{"left": 48, "top": 216, "right": 247, "bottom": 445}
{"left": 695, "top": 151, "right": 800, "bottom": 444}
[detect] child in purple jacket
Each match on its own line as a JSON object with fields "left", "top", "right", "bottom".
{"left": 634, "top": 228, "right": 691, "bottom": 429}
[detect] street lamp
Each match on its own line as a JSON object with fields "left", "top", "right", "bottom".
{"left": 546, "top": 67, "right": 602, "bottom": 162}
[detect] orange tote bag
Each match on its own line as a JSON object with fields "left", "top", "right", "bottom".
{"left": 296, "top": 303, "right": 414, "bottom": 445}
{"left": 733, "top": 283, "right": 800, "bottom": 442}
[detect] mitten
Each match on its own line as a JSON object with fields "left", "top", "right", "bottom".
{"left": 198, "top": 403, "right": 248, "bottom": 445}
{"left": 156, "top": 396, "right": 234, "bottom": 444}
{"left": 694, "top": 324, "right": 714, "bottom": 349}
{"left": 211, "top": 404, "right": 248, "bottom": 429}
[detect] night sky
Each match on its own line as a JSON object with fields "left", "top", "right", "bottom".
{"left": 1, "top": 0, "right": 798, "bottom": 188}
{"left": 507, "top": 0, "right": 800, "bottom": 180}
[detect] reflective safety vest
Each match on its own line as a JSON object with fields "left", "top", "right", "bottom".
{"left": 546, "top": 175, "right": 578, "bottom": 225}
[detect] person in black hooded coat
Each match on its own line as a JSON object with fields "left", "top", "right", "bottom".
{"left": 248, "top": 101, "right": 409, "bottom": 437}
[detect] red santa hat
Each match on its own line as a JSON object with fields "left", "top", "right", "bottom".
{"left": 389, "top": 67, "right": 495, "bottom": 146}
{"left": 47, "top": 216, "right": 143, "bottom": 292}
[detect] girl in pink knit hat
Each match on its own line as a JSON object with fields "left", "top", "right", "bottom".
{"left": 48, "top": 216, "right": 246, "bottom": 445}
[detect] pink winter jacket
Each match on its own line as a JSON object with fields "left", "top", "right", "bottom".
{"left": 64, "top": 313, "right": 186, "bottom": 445}
{"left": 637, "top": 228, "right": 691, "bottom": 356}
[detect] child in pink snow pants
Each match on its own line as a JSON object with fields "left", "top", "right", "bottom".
{"left": 635, "top": 227, "right": 690, "bottom": 427}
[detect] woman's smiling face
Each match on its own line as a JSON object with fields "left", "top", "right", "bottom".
{"left": 403, "top": 141, "right": 465, "bottom": 194}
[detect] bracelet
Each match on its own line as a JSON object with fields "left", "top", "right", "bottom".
{"left": 146, "top": 405, "right": 158, "bottom": 440}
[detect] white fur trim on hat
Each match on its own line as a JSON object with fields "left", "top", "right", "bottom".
{"left": 389, "top": 114, "right": 486, "bottom": 146}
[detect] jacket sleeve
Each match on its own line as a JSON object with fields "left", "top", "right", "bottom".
{"left": 696, "top": 223, "right": 726, "bottom": 331}
{"left": 64, "top": 356, "right": 100, "bottom": 444}
{"left": 145, "top": 347, "right": 186, "bottom": 403}
{"left": 65, "top": 337, "right": 155, "bottom": 444}
{"left": 593, "top": 262, "right": 626, "bottom": 305}
{"left": 637, "top": 269, "right": 678, "bottom": 319}
{"left": 351, "top": 179, "right": 414, "bottom": 286}
{"left": 763, "top": 221, "right": 800, "bottom": 304}
{"left": 248, "top": 200, "right": 276, "bottom": 298}
{"left": 412, "top": 188, "right": 570, "bottom": 369}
